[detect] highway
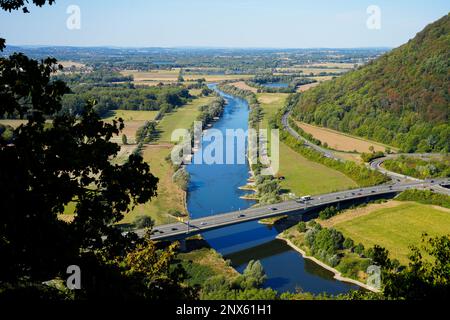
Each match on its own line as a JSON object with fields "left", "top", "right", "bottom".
{"left": 146, "top": 178, "right": 450, "bottom": 241}
{"left": 370, "top": 154, "right": 445, "bottom": 182}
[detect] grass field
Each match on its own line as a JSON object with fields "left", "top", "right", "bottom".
{"left": 156, "top": 96, "right": 214, "bottom": 143}
{"left": 256, "top": 93, "right": 358, "bottom": 196}
{"left": 230, "top": 81, "right": 258, "bottom": 93}
{"left": 122, "top": 145, "right": 187, "bottom": 226}
{"left": 178, "top": 248, "right": 239, "bottom": 286}
{"left": 104, "top": 110, "right": 159, "bottom": 121}
{"left": 331, "top": 201, "right": 450, "bottom": 264}
{"left": 104, "top": 110, "right": 159, "bottom": 144}
{"left": 278, "top": 142, "right": 358, "bottom": 196}
{"left": 257, "top": 93, "right": 288, "bottom": 130}
{"left": 296, "top": 121, "right": 394, "bottom": 153}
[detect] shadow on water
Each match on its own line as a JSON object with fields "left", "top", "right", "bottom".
{"left": 186, "top": 84, "right": 368, "bottom": 295}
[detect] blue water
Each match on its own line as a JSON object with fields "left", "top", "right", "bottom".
{"left": 262, "top": 82, "right": 289, "bottom": 88}
{"left": 186, "top": 84, "right": 359, "bottom": 295}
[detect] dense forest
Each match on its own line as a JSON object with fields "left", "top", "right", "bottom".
{"left": 61, "top": 83, "right": 191, "bottom": 118}
{"left": 292, "top": 14, "right": 450, "bottom": 153}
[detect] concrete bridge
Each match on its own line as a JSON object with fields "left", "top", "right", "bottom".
{"left": 144, "top": 178, "right": 450, "bottom": 242}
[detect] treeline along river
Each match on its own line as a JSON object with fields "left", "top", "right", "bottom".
{"left": 186, "top": 84, "right": 359, "bottom": 294}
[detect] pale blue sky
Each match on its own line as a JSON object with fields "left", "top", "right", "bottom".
{"left": 0, "top": 0, "right": 448, "bottom": 48}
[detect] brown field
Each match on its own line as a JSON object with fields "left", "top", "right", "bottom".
{"left": 59, "top": 60, "right": 86, "bottom": 69}
{"left": 229, "top": 81, "right": 258, "bottom": 93}
{"left": 296, "top": 121, "right": 392, "bottom": 153}
{"left": 306, "top": 62, "right": 357, "bottom": 69}
{"left": 109, "top": 120, "right": 143, "bottom": 144}
{"left": 297, "top": 82, "right": 320, "bottom": 92}
{"left": 121, "top": 69, "right": 252, "bottom": 84}
{"left": 333, "top": 151, "right": 362, "bottom": 163}
{"left": 0, "top": 120, "right": 28, "bottom": 128}
{"left": 319, "top": 201, "right": 404, "bottom": 228}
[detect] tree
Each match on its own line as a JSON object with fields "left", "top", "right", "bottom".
{"left": 297, "top": 221, "right": 307, "bottom": 233}
{"left": 343, "top": 238, "right": 354, "bottom": 250}
{"left": 133, "top": 215, "right": 155, "bottom": 229}
{"left": 242, "top": 260, "right": 267, "bottom": 288}
{"left": 354, "top": 243, "right": 365, "bottom": 256}
{"left": 0, "top": 2, "right": 196, "bottom": 300}
{"left": 0, "top": 0, "right": 54, "bottom": 13}
{"left": 122, "top": 134, "right": 128, "bottom": 145}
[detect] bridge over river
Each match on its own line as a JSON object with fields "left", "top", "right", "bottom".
{"left": 144, "top": 178, "right": 450, "bottom": 241}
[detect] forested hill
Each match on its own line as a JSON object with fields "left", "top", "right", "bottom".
{"left": 292, "top": 14, "right": 450, "bottom": 153}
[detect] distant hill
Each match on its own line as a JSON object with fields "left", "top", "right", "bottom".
{"left": 292, "top": 14, "right": 449, "bottom": 153}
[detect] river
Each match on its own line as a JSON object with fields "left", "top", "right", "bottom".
{"left": 186, "top": 85, "right": 359, "bottom": 295}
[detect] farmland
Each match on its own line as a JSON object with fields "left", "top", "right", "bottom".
{"left": 328, "top": 201, "right": 450, "bottom": 264}
{"left": 256, "top": 93, "right": 358, "bottom": 196}
{"left": 295, "top": 121, "right": 393, "bottom": 153}
{"left": 122, "top": 145, "right": 187, "bottom": 226}
{"left": 121, "top": 69, "right": 252, "bottom": 85}
{"left": 105, "top": 110, "right": 159, "bottom": 144}
{"left": 156, "top": 96, "right": 214, "bottom": 143}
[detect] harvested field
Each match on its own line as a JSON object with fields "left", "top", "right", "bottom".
{"left": 296, "top": 121, "right": 392, "bottom": 153}
{"left": 229, "top": 81, "right": 258, "bottom": 93}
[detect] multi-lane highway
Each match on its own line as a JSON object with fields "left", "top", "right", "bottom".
{"left": 147, "top": 178, "right": 450, "bottom": 241}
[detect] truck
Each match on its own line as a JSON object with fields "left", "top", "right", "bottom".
{"left": 297, "top": 195, "right": 312, "bottom": 203}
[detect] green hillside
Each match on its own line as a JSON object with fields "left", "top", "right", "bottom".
{"left": 293, "top": 14, "right": 449, "bottom": 153}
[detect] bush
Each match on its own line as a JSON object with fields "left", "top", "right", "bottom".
{"left": 361, "top": 151, "right": 385, "bottom": 163}
{"left": 354, "top": 243, "right": 365, "bottom": 256}
{"left": 319, "top": 206, "right": 339, "bottom": 220}
{"left": 343, "top": 238, "right": 355, "bottom": 250}
{"left": 242, "top": 260, "right": 267, "bottom": 289}
{"left": 173, "top": 168, "right": 190, "bottom": 191}
{"left": 397, "top": 189, "right": 450, "bottom": 209}
{"left": 297, "top": 221, "right": 307, "bottom": 233}
{"left": 168, "top": 209, "right": 185, "bottom": 217}
{"left": 133, "top": 215, "right": 155, "bottom": 229}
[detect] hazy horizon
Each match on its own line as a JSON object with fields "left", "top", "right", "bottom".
{"left": 1, "top": 0, "right": 448, "bottom": 48}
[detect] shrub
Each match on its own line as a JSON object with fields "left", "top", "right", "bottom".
{"left": 297, "top": 221, "right": 307, "bottom": 233}
{"left": 343, "top": 238, "right": 355, "bottom": 250}
{"left": 319, "top": 206, "right": 339, "bottom": 220}
{"left": 133, "top": 215, "right": 155, "bottom": 229}
{"left": 354, "top": 243, "right": 365, "bottom": 256}
{"left": 173, "top": 167, "right": 190, "bottom": 191}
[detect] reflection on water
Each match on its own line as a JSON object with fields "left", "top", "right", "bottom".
{"left": 186, "top": 85, "right": 359, "bottom": 295}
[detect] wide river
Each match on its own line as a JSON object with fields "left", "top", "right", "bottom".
{"left": 186, "top": 85, "right": 359, "bottom": 295}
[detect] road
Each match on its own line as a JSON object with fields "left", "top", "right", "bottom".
{"left": 147, "top": 178, "right": 450, "bottom": 241}
{"left": 370, "top": 153, "right": 445, "bottom": 182}
{"left": 281, "top": 109, "right": 339, "bottom": 160}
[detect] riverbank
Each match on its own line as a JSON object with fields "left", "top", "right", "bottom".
{"left": 276, "top": 234, "right": 379, "bottom": 293}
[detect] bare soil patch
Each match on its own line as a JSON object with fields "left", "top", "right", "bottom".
{"left": 296, "top": 121, "right": 389, "bottom": 153}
